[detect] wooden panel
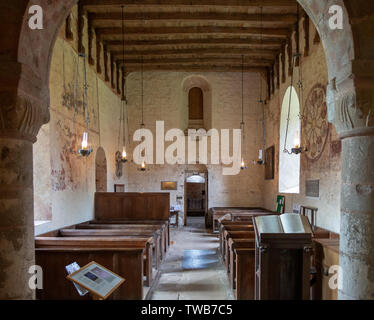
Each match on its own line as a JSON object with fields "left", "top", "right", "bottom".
{"left": 95, "top": 192, "right": 170, "bottom": 220}
{"left": 35, "top": 248, "right": 143, "bottom": 300}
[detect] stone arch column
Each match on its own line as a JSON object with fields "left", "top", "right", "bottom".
{"left": 0, "top": 0, "right": 77, "bottom": 300}
{"left": 298, "top": 0, "right": 374, "bottom": 299}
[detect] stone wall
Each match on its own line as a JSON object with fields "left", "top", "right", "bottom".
{"left": 263, "top": 14, "right": 341, "bottom": 233}
{"left": 125, "top": 71, "right": 266, "bottom": 225}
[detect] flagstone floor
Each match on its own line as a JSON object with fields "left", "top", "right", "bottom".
{"left": 148, "top": 217, "right": 234, "bottom": 300}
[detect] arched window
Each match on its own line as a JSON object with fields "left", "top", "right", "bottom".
{"left": 279, "top": 86, "right": 300, "bottom": 194}
{"left": 188, "top": 87, "right": 204, "bottom": 121}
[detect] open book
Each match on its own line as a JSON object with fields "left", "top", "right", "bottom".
{"left": 255, "top": 213, "right": 313, "bottom": 234}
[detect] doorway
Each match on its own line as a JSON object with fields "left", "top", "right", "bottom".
{"left": 184, "top": 167, "right": 208, "bottom": 226}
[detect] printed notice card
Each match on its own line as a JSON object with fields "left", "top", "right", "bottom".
{"left": 66, "top": 261, "right": 125, "bottom": 300}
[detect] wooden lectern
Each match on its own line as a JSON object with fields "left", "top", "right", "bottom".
{"left": 253, "top": 215, "right": 313, "bottom": 300}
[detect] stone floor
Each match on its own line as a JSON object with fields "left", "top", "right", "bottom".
{"left": 148, "top": 217, "right": 234, "bottom": 300}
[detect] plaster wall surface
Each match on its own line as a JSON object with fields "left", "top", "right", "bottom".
{"left": 125, "top": 71, "right": 267, "bottom": 224}
{"left": 34, "top": 14, "right": 127, "bottom": 235}
{"left": 263, "top": 15, "right": 341, "bottom": 233}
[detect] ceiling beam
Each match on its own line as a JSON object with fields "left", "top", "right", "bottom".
{"left": 125, "top": 64, "right": 267, "bottom": 73}
{"left": 111, "top": 47, "right": 278, "bottom": 57}
{"left": 96, "top": 26, "right": 290, "bottom": 37}
{"left": 88, "top": 12, "right": 297, "bottom": 23}
{"left": 82, "top": 0, "right": 297, "bottom": 8}
{"left": 104, "top": 37, "right": 285, "bottom": 47}
{"left": 118, "top": 57, "right": 273, "bottom": 66}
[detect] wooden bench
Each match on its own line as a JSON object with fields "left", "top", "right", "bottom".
{"left": 223, "top": 230, "right": 255, "bottom": 273}
{"left": 90, "top": 219, "right": 170, "bottom": 251}
{"left": 35, "top": 237, "right": 150, "bottom": 300}
{"left": 218, "top": 224, "right": 256, "bottom": 300}
{"left": 76, "top": 223, "right": 166, "bottom": 267}
{"left": 228, "top": 239, "right": 256, "bottom": 300}
{"left": 59, "top": 229, "right": 156, "bottom": 286}
{"left": 211, "top": 207, "right": 272, "bottom": 232}
{"left": 218, "top": 221, "right": 254, "bottom": 257}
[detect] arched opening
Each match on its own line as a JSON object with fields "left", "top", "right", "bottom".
{"left": 95, "top": 147, "right": 107, "bottom": 192}
{"left": 188, "top": 87, "right": 204, "bottom": 129}
{"left": 279, "top": 86, "right": 300, "bottom": 194}
{"left": 182, "top": 75, "right": 212, "bottom": 131}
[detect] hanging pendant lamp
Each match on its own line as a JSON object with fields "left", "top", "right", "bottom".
{"left": 117, "top": 5, "right": 128, "bottom": 164}
{"left": 255, "top": 6, "right": 265, "bottom": 165}
{"left": 283, "top": 5, "right": 308, "bottom": 156}
{"left": 240, "top": 55, "right": 248, "bottom": 171}
{"left": 138, "top": 56, "right": 147, "bottom": 172}
{"left": 78, "top": 53, "right": 93, "bottom": 158}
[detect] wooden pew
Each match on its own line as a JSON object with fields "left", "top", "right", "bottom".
{"left": 218, "top": 221, "right": 253, "bottom": 257}
{"left": 76, "top": 223, "right": 165, "bottom": 268}
{"left": 228, "top": 239, "right": 256, "bottom": 299}
{"left": 224, "top": 230, "right": 255, "bottom": 272}
{"left": 88, "top": 219, "right": 170, "bottom": 252}
{"left": 59, "top": 229, "right": 155, "bottom": 286}
{"left": 35, "top": 237, "right": 150, "bottom": 300}
{"left": 93, "top": 192, "right": 171, "bottom": 262}
{"left": 211, "top": 207, "right": 273, "bottom": 232}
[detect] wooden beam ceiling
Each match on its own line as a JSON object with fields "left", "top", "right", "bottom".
{"left": 80, "top": 0, "right": 298, "bottom": 75}
{"left": 96, "top": 26, "right": 290, "bottom": 37}
{"left": 82, "top": 0, "right": 296, "bottom": 7}
{"left": 88, "top": 12, "right": 297, "bottom": 23}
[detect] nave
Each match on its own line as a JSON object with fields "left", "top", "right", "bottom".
{"left": 149, "top": 217, "right": 233, "bottom": 300}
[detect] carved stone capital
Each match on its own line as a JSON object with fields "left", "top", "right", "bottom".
{"left": 327, "top": 75, "right": 374, "bottom": 139}
{"left": 0, "top": 60, "right": 49, "bottom": 142}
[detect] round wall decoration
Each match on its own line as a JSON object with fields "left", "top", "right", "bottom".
{"left": 302, "top": 84, "right": 329, "bottom": 161}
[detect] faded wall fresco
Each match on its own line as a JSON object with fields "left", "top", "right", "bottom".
{"left": 263, "top": 14, "right": 341, "bottom": 233}
{"left": 34, "top": 7, "right": 127, "bottom": 234}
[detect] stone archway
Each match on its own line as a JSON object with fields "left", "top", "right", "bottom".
{"left": 298, "top": 0, "right": 374, "bottom": 300}
{"left": 95, "top": 147, "right": 107, "bottom": 192}
{"left": 0, "top": 0, "right": 78, "bottom": 300}
{"left": 0, "top": 0, "right": 373, "bottom": 300}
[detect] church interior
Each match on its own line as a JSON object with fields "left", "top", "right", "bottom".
{"left": 0, "top": 0, "right": 374, "bottom": 301}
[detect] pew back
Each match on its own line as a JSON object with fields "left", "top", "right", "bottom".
{"left": 95, "top": 192, "right": 170, "bottom": 220}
